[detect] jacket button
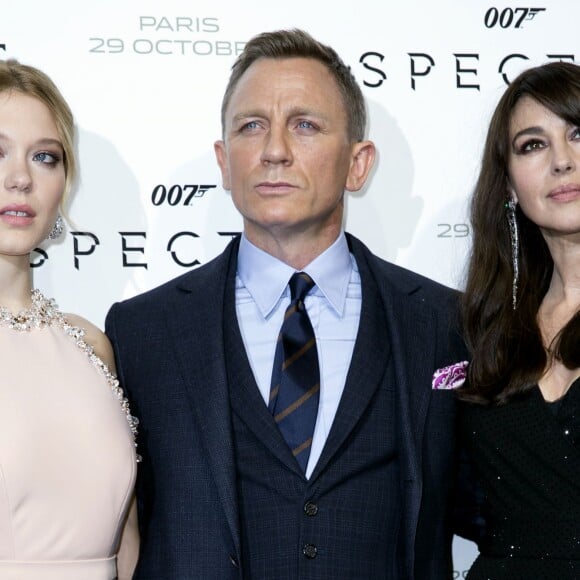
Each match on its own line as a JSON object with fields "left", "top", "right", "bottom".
{"left": 229, "top": 554, "right": 239, "bottom": 568}
{"left": 303, "top": 543, "right": 317, "bottom": 559}
{"left": 303, "top": 501, "right": 318, "bottom": 516}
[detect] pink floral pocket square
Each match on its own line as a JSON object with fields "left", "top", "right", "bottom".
{"left": 432, "top": 361, "right": 468, "bottom": 390}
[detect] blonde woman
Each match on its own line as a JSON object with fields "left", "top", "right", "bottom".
{"left": 0, "top": 59, "right": 138, "bottom": 580}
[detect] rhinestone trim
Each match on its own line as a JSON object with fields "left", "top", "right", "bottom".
{"left": 0, "top": 289, "right": 141, "bottom": 462}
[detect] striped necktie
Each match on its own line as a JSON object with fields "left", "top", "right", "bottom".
{"left": 269, "top": 272, "right": 320, "bottom": 473}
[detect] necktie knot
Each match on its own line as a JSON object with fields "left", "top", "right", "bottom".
{"left": 289, "top": 272, "right": 315, "bottom": 304}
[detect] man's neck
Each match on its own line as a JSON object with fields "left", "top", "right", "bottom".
{"left": 244, "top": 225, "right": 343, "bottom": 270}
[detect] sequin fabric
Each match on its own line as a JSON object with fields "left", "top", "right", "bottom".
{"left": 459, "top": 380, "right": 580, "bottom": 578}
{"left": 0, "top": 289, "right": 140, "bottom": 461}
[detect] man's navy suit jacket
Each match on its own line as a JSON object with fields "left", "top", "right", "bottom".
{"left": 106, "top": 234, "right": 469, "bottom": 579}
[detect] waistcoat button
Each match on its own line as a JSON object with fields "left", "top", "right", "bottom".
{"left": 304, "top": 501, "right": 319, "bottom": 516}
{"left": 303, "top": 543, "right": 318, "bottom": 559}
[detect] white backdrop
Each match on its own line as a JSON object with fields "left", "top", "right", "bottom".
{"left": 3, "top": 1, "right": 577, "bottom": 574}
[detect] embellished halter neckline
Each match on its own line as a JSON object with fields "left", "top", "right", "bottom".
{"left": 0, "top": 289, "right": 60, "bottom": 331}
{"left": 0, "top": 289, "right": 141, "bottom": 461}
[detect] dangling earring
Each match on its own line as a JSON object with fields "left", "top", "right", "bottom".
{"left": 505, "top": 199, "right": 519, "bottom": 310}
{"left": 47, "top": 214, "right": 64, "bottom": 240}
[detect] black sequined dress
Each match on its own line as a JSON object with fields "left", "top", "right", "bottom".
{"left": 459, "top": 378, "right": 580, "bottom": 579}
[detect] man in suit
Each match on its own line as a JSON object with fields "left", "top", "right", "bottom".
{"left": 106, "top": 29, "right": 468, "bottom": 579}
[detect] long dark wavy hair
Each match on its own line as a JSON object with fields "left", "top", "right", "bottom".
{"left": 459, "top": 61, "right": 580, "bottom": 405}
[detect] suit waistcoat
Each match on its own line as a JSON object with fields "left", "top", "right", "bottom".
{"left": 224, "top": 255, "right": 401, "bottom": 580}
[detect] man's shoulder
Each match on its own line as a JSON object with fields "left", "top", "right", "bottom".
{"left": 371, "top": 254, "right": 459, "bottom": 301}
{"left": 109, "top": 238, "right": 237, "bottom": 315}
{"left": 347, "top": 233, "right": 459, "bottom": 302}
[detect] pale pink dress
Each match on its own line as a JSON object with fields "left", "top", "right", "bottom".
{"left": 0, "top": 292, "right": 137, "bottom": 580}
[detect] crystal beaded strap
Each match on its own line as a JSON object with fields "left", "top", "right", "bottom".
{"left": 0, "top": 289, "right": 141, "bottom": 462}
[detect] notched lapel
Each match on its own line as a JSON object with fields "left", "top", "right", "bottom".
{"left": 223, "top": 273, "right": 305, "bottom": 479}
{"left": 379, "top": 273, "right": 436, "bottom": 580}
{"left": 348, "top": 238, "right": 437, "bottom": 577}
{"left": 166, "top": 242, "right": 241, "bottom": 555}
{"left": 387, "top": 288, "right": 435, "bottom": 462}
{"left": 349, "top": 236, "right": 436, "bottom": 479}
{"left": 311, "top": 248, "right": 392, "bottom": 480}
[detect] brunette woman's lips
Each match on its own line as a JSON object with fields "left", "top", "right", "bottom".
{"left": 548, "top": 183, "right": 580, "bottom": 201}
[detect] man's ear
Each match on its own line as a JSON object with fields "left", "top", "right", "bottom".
{"left": 214, "top": 140, "right": 231, "bottom": 191}
{"left": 345, "top": 140, "right": 376, "bottom": 192}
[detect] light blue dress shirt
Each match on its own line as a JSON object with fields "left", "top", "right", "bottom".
{"left": 235, "top": 233, "right": 362, "bottom": 479}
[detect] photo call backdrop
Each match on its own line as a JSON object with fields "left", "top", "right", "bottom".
{"left": 3, "top": 0, "right": 577, "bottom": 575}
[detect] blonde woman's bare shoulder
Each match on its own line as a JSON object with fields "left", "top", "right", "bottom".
{"left": 65, "top": 313, "right": 116, "bottom": 373}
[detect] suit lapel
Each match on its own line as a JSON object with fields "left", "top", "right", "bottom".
{"left": 310, "top": 246, "right": 390, "bottom": 480}
{"left": 223, "top": 259, "right": 305, "bottom": 478}
{"left": 316, "top": 235, "right": 436, "bottom": 575}
{"left": 384, "top": 283, "right": 435, "bottom": 579}
{"left": 165, "top": 239, "right": 241, "bottom": 556}
{"left": 351, "top": 238, "right": 436, "bottom": 575}
{"left": 347, "top": 236, "right": 435, "bottom": 482}
{"left": 310, "top": 236, "right": 435, "bottom": 486}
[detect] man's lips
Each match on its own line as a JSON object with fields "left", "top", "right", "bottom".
{"left": 255, "top": 182, "right": 297, "bottom": 194}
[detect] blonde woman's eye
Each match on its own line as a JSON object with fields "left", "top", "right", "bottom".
{"left": 34, "top": 151, "right": 60, "bottom": 165}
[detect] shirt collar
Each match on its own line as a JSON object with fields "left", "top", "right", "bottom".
{"left": 237, "top": 232, "right": 353, "bottom": 318}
